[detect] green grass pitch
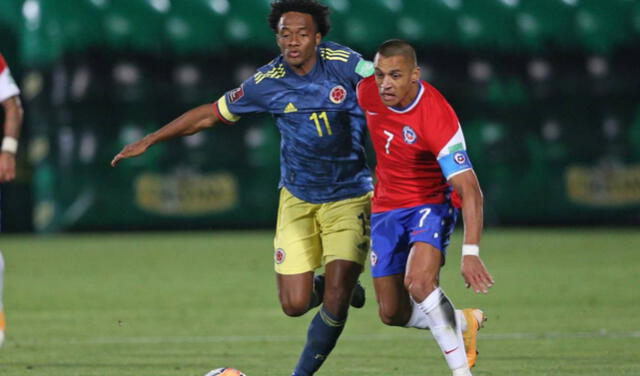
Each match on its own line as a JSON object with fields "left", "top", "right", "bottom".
{"left": 0, "top": 229, "right": 639, "bottom": 375}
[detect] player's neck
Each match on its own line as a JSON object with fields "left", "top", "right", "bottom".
{"left": 288, "top": 55, "right": 318, "bottom": 76}
{"left": 397, "top": 82, "right": 421, "bottom": 109}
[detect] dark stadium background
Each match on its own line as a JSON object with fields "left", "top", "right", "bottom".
{"left": 2, "top": 0, "right": 639, "bottom": 232}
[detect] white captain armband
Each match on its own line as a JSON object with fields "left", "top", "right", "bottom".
{"left": 462, "top": 244, "right": 480, "bottom": 256}
{"left": 1, "top": 136, "right": 18, "bottom": 154}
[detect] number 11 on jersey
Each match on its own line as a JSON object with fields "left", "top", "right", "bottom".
{"left": 310, "top": 112, "right": 332, "bottom": 137}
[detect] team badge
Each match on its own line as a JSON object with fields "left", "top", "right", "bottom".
{"left": 228, "top": 86, "right": 244, "bottom": 103}
{"left": 403, "top": 125, "right": 417, "bottom": 144}
{"left": 329, "top": 85, "right": 347, "bottom": 104}
{"left": 275, "top": 248, "right": 286, "bottom": 264}
{"left": 454, "top": 152, "right": 467, "bottom": 165}
{"left": 370, "top": 251, "right": 378, "bottom": 267}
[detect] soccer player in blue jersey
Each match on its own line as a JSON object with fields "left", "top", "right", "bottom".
{"left": 112, "top": 1, "right": 374, "bottom": 374}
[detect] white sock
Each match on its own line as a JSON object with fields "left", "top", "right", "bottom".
{"left": 0, "top": 251, "right": 4, "bottom": 311}
{"left": 404, "top": 298, "right": 430, "bottom": 329}
{"left": 457, "top": 310, "right": 468, "bottom": 332}
{"left": 452, "top": 366, "right": 472, "bottom": 376}
{"left": 417, "top": 287, "right": 468, "bottom": 370}
{"left": 404, "top": 305, "right": 469, "bottom": 339}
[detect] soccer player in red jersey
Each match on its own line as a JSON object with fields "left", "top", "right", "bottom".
{"left": 0, "top": 52, "right": 24, "bottom": 347}
{"left": 357, "top": 40, "right": 494, "bottom": 375}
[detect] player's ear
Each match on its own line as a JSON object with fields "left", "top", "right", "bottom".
{"left": 412, "top": 66, "right": 421, "bottom": 83}
{"left": 315, "top": 32, "right": 322, "bottom": 45}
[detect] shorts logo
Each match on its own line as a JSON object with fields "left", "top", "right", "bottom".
{"left": 453, "top": 152, "right": 466, "bottom": 165}
{"left": 370, "top": 251, "right": 378, "bottom": 267}
{"left": 329, "top": 85, "right": 347, "bottom": 104}
{"left": 275, "top": 248, "right": 286, "bottom": 264}
{"left": 403, "top": 125, "right": 417, "bottom": 144}
{"left": 229, "top": 86, "right": 244, "bottom": 103}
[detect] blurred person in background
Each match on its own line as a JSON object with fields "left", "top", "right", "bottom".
{"left": 357, "top": 40, "right": 494, "bottom": 376}
{"left": 112, "top": 1, "right": 375, "bottom": 374}
{"left": 0, "top": 52, "right": 24, "bottom": 347}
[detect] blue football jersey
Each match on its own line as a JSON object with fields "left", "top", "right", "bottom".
{"left": 214, "top": 41, "right": 374, "bottom": 203}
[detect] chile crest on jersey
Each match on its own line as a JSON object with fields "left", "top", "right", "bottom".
{"left": 402, "top": 125, "right": 417, "bottom": 144}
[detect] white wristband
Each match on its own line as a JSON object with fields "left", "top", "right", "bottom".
{"left": 462, "top": 244, "right": 480, "bottom": 256}
{"left": 1, "top": 137, "right": 18, "bottom": 154}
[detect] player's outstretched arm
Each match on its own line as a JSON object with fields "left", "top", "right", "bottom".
{"left": 0, "top": 96, "right": 23, "bottom": 182}
{"left": 449, "top": 169, "right": 494, "bottom": 293}
{"left": 111, "top": 103, "right": 219, "bottom": 167}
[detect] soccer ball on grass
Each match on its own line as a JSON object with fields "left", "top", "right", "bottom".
{"left": 204, "top": 368, "right": 247, "bottom": 376}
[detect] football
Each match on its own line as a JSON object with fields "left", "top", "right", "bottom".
{"left": 204, "top": 368, "right": 247, "bottom": 376}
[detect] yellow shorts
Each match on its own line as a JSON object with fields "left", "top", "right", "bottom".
{"left": 273, "top": 187, "right": 372, "bottom": 275}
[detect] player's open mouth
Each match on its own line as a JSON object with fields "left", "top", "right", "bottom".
{"left": 288, "top": 51, "right": 301, "bottom": 58}
{"left": 381, "top": 93, "right": 395, "bottom": 101}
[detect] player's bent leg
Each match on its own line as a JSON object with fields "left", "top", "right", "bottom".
{"left": 349, "top": 279, "right": 366, "bottom": 308}
{"left": 308, "top": 274, "right": 325, "bottom": 310}
{"left": 408, "top": 242, "right": 470, "bottom": 374}
{"left": 322, "top": 259, "right": 361, "bottom": 317}
{"left": 277, "top": 272, "right": 315, "bottom": 317}
{"left": 373, "top": 273, "right": 413, "bottom": 326}
{"left": 310, "top": 273, "right": 366, "bottom": 310}
{"left": 292, "top": 260, "right": 361, "bottom": 376}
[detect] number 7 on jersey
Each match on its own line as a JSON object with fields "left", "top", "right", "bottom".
{"left": 383, "top": 130, "right": 394, "bottom": 154}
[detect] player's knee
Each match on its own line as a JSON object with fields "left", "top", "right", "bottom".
{"left": 404, "top": 273, "right": 437, "bottom": 302}
{"left": 378, "top": 307, "right": 407, "bottom": 327}
{"left": 278, "top": 291, "right": 310, "bottom": 317}
{"left": 280, "top": 299, "right": 309, "bottom": 317}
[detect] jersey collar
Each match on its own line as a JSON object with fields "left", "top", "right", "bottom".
{"left": 387, "top": 81, "right": 424, "bottom": 114}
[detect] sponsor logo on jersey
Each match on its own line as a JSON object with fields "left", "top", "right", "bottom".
{"left": 454, "top": 152, "right": 467, "bottom": 165}
{"left": 228, "top": 86, "right": 244, "bottom": 103}
{"left": 403, "top": 125, "right": 417, "bottom": 144}
{"left": 275, "top": 248, "right": 286, "bottom": 264}
{"left": 370, "top": 251, "right": 378, "bottom": 267}
{"left": 284, "top": 102, "right": 298, "bottom": 113}
{"left": 329, "top": 85, "right": 347, "bottom": 104}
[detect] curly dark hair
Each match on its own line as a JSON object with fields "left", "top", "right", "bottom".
{"left": 268, "top": 0, "right": 331, "bottom": 37}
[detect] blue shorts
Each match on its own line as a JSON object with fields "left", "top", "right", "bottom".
{"left": 370, "top": 203, "right": 458, "bottom": 278}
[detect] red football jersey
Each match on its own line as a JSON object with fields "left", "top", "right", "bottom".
{"left": 357, "top": 76, "right": 470, "bottom": 213}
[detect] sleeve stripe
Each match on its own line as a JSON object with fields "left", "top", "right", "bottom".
{"left": 214, "top": 95, "right": 240, "bottom": 124}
